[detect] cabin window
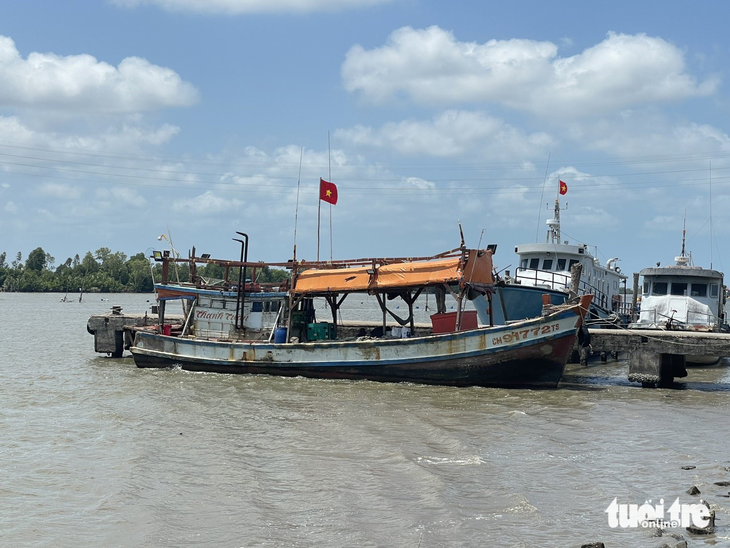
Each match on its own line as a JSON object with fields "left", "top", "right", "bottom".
{"left": 643, "top": 281, "right": 650, "bottom": 295}
{"left": 652, "top": 282, "right": 667, "bottom": 296}
{"left": 543, "top": 259, "right": 553, "bottom": 270}
{"left": 691, "top": 284, "right": 707, "bottom": 297}
{"left": 529, "top": 258, "right": 540, "bottom": 269}
{"left": 568, "top": 259, "right": 579, "bottom": 270}
{"left": 251, "top": 301, "right": 263, "bottom": 312}
{"left": 520, "top": 259, "right": 528, "bottom": 269}
{"left": 711, "top": 284, "right": 719, "bottom": 298}
{"left": 670, "top": 282, "right": 687, "bottom": 296}
{"left": 557, "top": 258, "right": 567, "bottom": 271}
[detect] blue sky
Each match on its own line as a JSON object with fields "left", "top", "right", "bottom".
{"left": 2, "top": 0, "right": 730, "bottom": 280}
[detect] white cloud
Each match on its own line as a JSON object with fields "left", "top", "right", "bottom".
{"left": 111, "top": 0, "right": 392, "bottom": 13}
{"left": 36, "top": 182, "right": 85, "bottom": 200}
{"left": 562, "top": 114, "right": 730, "bottom": 160}
{"left": 0, "top": 116, "right": 181, "bottom": 160}
{"left": 172, "top": 190, "right": 245, "bottom": 214}
{"left": 0, "top": 36, "right": 198, "bottom": 113}
{"left": 342, "top": 28, "right": 717, "bottom": 118}
{"left": 337, "top": 110, "right": 554, "bottom": 158}
{"left": 93, "top": 187, "right": 147, "bottom": 208}
{"left": 404, "top": 177, "right": 435, "bottom": 190}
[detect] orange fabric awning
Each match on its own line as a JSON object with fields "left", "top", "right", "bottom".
{"left": 293, "top": 266, "right": 373, "bottom": 293}
{"left": 292, "top": 249, "right": 493, "bottom": 295}
{"left": 372, "top": 258, "right": 461, "bottom": 289}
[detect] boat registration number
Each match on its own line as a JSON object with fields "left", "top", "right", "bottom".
{"left": 492, "top": 323, "right": 561, "bottom": 345}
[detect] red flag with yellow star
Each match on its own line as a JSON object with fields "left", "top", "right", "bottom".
{"left": 319, "top": 178, "right": 338, "bottom": 205}
{"left": 559, "top": 180, "right": 568, "bottom": 195}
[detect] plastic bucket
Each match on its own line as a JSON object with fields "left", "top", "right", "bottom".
{"left": 274, "top": 327, "right": 288, "bottom": 343}
{"left": 162, "top": 324, "right": 172, "bottom": 336}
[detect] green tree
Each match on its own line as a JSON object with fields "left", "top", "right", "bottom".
{"left": 26, "top": 247, "right": 48, "bottom": 272}
{"left": 81, "top": 252, "right": 100, "bottom": 275}
{"left": 127, "top": 253, "right": 154, "bottom": 292}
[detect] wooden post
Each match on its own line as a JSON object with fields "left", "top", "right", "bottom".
{"left": 568, "top": 263, "right": 583, "bottom": 300}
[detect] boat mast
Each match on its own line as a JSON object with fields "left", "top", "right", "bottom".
{"left": 675, "top": 212, "right": 690, "bottom": 266}
{"left": 547, "top": 199, "right": 561, "bottom": 244}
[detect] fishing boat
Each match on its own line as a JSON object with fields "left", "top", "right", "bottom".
{"left": 629, "top": 225, "right": 728, "bottom": 365}
{"left": 129, "top": 235, "right": 592, "bottom": 388}
{"left": 472, "top": 198, "right": 627, "bottom": 327}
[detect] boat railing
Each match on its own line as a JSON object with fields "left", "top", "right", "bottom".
{"left": 513, "top": 267, "right": 635, "bottom": 319}
{"left": 513, "top": 268, "right": 571, "bottom": 291}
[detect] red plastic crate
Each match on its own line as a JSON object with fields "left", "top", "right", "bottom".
{"left": 430, "top": 310, "right": 478, "bottom": 333}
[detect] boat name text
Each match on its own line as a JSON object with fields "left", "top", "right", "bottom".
{"left": 196, "top": 310, "right": 237, "bottom": 321}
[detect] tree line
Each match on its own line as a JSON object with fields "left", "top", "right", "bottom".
{"left": 0, "top": 247, "right": 290, "bottom": 293}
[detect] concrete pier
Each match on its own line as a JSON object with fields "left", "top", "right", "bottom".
{"left": 87, "top": 306, "right": 162, "bottom": 358}
{"left": 586, "top": 328, "right": 730, "bottom": 387}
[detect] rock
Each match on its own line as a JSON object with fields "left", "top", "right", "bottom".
{"left": 687, "top": 485, "right": 701, "bottom": 495}
{"left": 681, "top": 465, "right": 696, "bottom": 470}
{"left": 686, "top": 500, "right": 715, "bottom": 535}
{"left": 713, "top": 480, "right": 730, "bottom": 486}
{"left": 580, "top": 543, "right": 605, "bottom": 548}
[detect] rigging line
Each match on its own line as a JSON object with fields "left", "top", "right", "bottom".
{"left": 328, "top": 131, "right": 333, "bottom": 262}
{"left": 293, "top": 147, "right": 303, "bottom": 260}
{"left": 535, "top": 152, "right": 550, "bottom": 242}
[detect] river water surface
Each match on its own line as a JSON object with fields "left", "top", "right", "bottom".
{"left": 3, "top": 292, "right": 730, "bottom": 547}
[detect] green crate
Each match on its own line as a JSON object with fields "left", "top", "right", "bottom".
{"left": 307, "top": 322, "right": 332, "bottom": 341}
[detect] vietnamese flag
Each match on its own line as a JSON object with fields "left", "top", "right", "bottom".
{"left": 319, "top": 178, "right": 338, "bottom": 205}
{"left": 559, "top": 180, "right": 568, "bottom": 195}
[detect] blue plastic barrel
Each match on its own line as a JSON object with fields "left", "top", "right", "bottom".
{"left": 274, "top": 327, "right": 288, "bottom": 343}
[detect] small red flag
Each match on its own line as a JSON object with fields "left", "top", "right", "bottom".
{"left": 319, "top": 178, "right": 338, "bottom": 205}
{"left": 559, "top": 180, "right": 568, "bottom": 195}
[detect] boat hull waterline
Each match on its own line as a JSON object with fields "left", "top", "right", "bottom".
{"left": 131, "top": 296, "right": 590, "bottom": 388}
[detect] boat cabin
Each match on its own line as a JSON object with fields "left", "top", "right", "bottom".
{"left": 634, "top": 263, "right": 726, "bottom": 330}
{"left": 510, "top": 199, "right": 627, "bottom": 315}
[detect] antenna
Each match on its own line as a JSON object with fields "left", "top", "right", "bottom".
{"left": 535, "top": 152, "right": 551, "bottom": 242}
{"left": 681, "top": 211, "right": 686, "bottom": 258}
{"left": 710, "top": 161, "right": 713, "bottom": 269}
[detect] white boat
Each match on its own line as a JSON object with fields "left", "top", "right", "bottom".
{"left": 128, "top": 239, "right": 592, "bottom": 388}
{"left": 629, "top": 230, "right": 728, "bottom": 365}
{"left": 473, "top": 198, "right": 627, "bottom": 326}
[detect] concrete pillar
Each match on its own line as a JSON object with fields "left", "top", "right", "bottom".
{"left": 628, "top": 349, "right": 686, "bottom": 387}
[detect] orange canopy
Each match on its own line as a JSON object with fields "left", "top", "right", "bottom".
{"left": 292, "top": 249, "right": 493, "bottom": 295}
{"left": 293, "top": 266, "right": 373, "bottom": 294}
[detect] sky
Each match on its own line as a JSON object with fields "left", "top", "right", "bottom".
{"left": 1, "top": 0, "right": 730, "bottom": 280}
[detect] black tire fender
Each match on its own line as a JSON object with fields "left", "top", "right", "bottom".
{"left": 578, "top": 325, "right": 591, "bottom": 347}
